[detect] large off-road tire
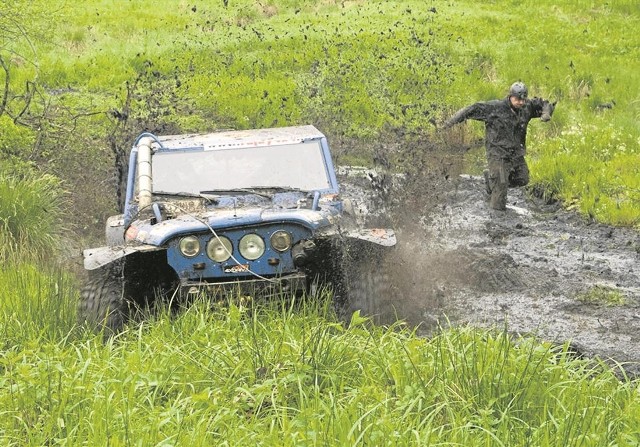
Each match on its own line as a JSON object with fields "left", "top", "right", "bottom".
{"left": 344, "top": 265, "right": 393, "bottom": 319}
{"left": 79, "top": 266, "right": 131, "bottom": 332}
{"left": 78, "top": 251, "right": 179, "bottom": 333}
{"left": 331, "top": 241, "right": 397, "bottom": 325}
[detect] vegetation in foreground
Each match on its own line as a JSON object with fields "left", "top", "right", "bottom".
{"left": 1, "top": 173, "right": 638, "bottom": 444}
{"left": 1, "top": 291, "right": 640, "bottom": 446}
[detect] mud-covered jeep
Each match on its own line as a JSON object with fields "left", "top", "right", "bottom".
{"left": 79, "top": 125, "right": 396, "bottom": 330}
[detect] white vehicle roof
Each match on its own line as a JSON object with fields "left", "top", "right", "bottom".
{"left": 155, "top": 125, "right": 325, "bottom": 151}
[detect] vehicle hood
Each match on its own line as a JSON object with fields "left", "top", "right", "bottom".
{"left": 126, "top": 205, "right": 338, "bottom": 246}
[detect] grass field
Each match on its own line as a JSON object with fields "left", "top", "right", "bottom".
{"left": 1, "top": 1, "right": 640, "bottom": 444}
{"left": 3, "top": 0, "right": 639, "bottom": 226}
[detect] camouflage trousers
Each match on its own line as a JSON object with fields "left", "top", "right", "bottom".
{"left": 485, "top": 156, "right": 529, "bottom": 210}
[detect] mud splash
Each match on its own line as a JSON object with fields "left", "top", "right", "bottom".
{"left": 372, "top": 171, "right": 640, "bottom": 377}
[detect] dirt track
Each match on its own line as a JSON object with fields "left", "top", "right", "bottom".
{"left": 376, "top": 173, "right": 640, "bottom": 377}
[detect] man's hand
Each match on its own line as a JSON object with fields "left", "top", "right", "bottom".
{"left": 541, "top": 100, "right": 557, "bottom": 122}
{"left": 440, "top": 119, "right": 454, "bottom": 130}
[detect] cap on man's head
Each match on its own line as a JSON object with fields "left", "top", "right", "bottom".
{"left": 509, "top": 82, "right": 528, "bottom": 99}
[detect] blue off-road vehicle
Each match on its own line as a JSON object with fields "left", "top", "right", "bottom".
{"left": 79, "top": 125, "right": 396, "bottom": 330}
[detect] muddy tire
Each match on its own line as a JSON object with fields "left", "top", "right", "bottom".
{"left": 79, "top": 252, "right": 180, "bottom": 332}
{"left": 79, "top": 267, "right": 130, "bottom": 332}
{"left": 342, "top": 261, "right": 395, "bottom": 323}
{"left": 331, "top": 241, "right": 397, "bottom": 324}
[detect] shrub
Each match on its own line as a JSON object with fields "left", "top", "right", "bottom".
{"left": 0, "top": 168, "right": 67, "bottom": 262}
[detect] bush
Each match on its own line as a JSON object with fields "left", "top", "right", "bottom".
{"left": 0, "top": 167, "right": 67, "bottom": 262}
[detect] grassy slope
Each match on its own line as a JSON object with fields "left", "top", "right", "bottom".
{"left": 24, "top": 0, "right": 640, "bottom": 226}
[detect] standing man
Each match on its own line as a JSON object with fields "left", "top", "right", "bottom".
{"left": 443, "top": 82, "right": 556, "bottom": 211}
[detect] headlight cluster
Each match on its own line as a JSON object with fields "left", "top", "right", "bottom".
{"left": 178, "top": 230, "right": 293, "bottom": 261}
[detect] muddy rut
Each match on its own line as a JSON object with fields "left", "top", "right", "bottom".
{"left": 371, "top": 173, "right": 640, "bottom": 377}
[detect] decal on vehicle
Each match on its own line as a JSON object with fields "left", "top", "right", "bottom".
{"left": 224, "top": 264, "right": 250, "bottom": 273}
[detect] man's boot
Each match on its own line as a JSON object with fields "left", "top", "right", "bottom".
{"left": 483, "top": 169, "right": 492, "bottom": 195}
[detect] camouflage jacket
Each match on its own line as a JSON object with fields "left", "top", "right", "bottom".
{"left": 445, "top": 97, "right": 554, "bottom": 159}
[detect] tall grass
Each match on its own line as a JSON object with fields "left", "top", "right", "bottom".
{"left": 0, "top": 169, "right": 67, "bottom": 263}
{"left": 0, "top": 262, "right": 78, "bottom": 346}
{"left": 1, "top": 297, "right": 638, "bottom": 445}
{"left": 530, "top": 120, "right": 640, "bottom": 225}
{"left": 0, "top": 160, "right": 77, "bottom": 360}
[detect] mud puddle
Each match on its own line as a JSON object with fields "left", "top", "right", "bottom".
{"left": 371, "top": 173, "right": 640, "bottom": 377}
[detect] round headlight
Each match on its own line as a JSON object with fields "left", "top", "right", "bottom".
{"left": 206, "top": 236, "right": 233, "bottom": 262}
{"left": 179, "top": 236, "right": 200, "bottom": 257}
{"left": 239, "top": 234, "right": 265, "bottom": 261}
{"left": 270, "top": 230, "right": 292, "bottom": 252}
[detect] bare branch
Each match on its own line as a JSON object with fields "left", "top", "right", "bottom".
{"left": 0, "top": 55, "right": 9, "bottom": 116}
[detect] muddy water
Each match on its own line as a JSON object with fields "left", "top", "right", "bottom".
{"left": 349, "top": 169, "right": 640, "bottom": 377}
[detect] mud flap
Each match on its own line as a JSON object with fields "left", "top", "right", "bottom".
{"left": 83, "top": 244, "right": 162, "bottom": 270}
{"left": 343, "top": 228, "right": 396, "bottom": 247}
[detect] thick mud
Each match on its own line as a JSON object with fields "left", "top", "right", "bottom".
{"left": 356, "top": 172, "right": 640, "bottom": 377}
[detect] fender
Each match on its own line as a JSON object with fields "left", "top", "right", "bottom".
{"left": 343, "top": 228, "right": 396, "bottom": 247}
{"left": 83, "top": 244, "right": 163, "bottom": 270}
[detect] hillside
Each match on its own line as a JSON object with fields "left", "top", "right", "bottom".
{"left": 2, "top": 0, "right": 639, "bottom": 236}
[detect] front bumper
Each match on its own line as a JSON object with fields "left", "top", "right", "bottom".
{"left": 180, "top": 272, "right": 308, "bottom": 298}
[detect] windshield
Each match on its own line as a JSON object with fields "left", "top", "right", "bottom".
{"left": 151, "top": 140, "right": 333, "bottom": 195}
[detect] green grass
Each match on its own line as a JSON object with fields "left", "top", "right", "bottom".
{"left": 576, "top": 285, "right": 627, "bottom": 306}
{"left": 2, "top": 1, "right": 640, "bottom": 444}
{"left": 0, "top": 261, "right": 78, "bottom": 347}
{"left": 1, "top": 296, "right": 639, "bottom": 446}
{"left": 0, "top": 168, "right": 67, "bottom": 263}
{"left": 3, "top": 0, "right": 639, "bottom": 225}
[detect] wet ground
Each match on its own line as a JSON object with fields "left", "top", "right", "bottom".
{"left": 366, "top": 173, "right": 640, "bottom": 377}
